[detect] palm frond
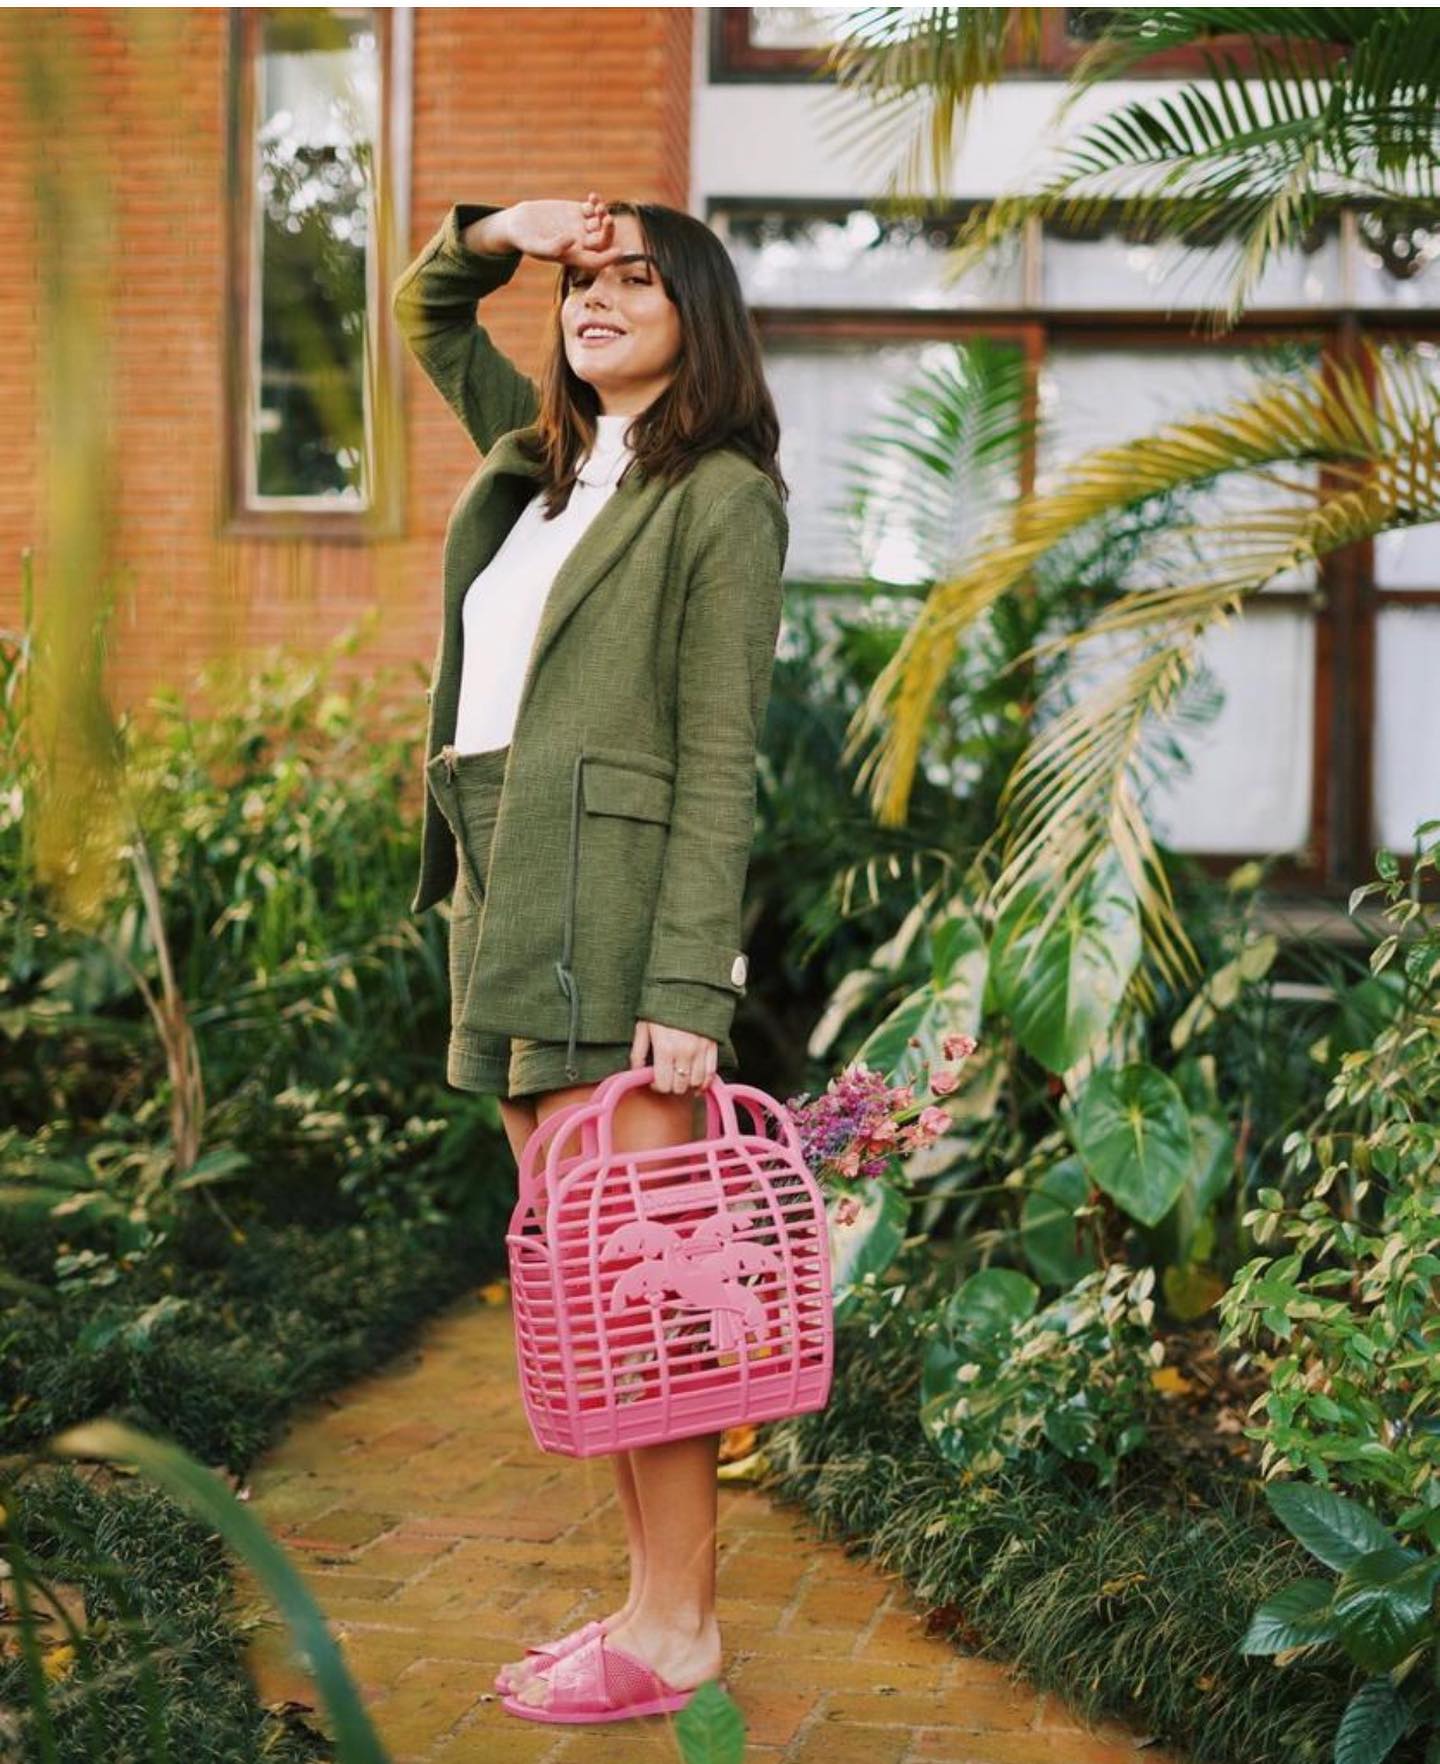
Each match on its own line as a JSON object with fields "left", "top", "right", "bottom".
{"left": 804, "top": 8, "right": 1045, "bottom": 208}
{"left": 949, "top": 17, "right": 1440, "bottom": 322}
{"left": 843, "top": 336, "right": 1440, "bottom": 979}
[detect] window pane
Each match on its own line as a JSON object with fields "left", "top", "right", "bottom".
{"left": 718, "top": 205, "right": 1024, "bottom": 309}
{"left": 763, "top": 340, "right": 1024, "bottom": 581}
{"left": 1372, "top": 342, "right": 1440, "bottom": 589}
{"left": 1374, "top": 608, "right": 1440, "bottom": 849}
{"left": 1147, "top": 612, "right": 1316, "bottom": 854}
{"left": 1350, "top": 212, "right": 1440, "bottom": 310}
{"left": 252, "top": 10, "right": 380, "bottom": 504}
{"left": 1042, "top": 219, "right": 1342, "bottom": 310}
{"left": 1037, "top": 345, "right": 1322, "bottom": 591}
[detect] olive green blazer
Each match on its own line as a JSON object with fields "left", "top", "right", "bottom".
{"left": 392, "top": 202, "right": 789, "bottom": 1069}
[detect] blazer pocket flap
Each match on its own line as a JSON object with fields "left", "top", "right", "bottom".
{"left": 582, "top": 757, "right": 675, "bottom": 824}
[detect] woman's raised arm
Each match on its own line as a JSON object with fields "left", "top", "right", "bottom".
{"left": 391, "top": 195, "right": 630, "bottom": 457}
{"left": 390, "top": 201, "right": 541, "bottom": 456}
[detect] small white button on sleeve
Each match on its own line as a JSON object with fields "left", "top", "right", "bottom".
{"left": 730, "top": 954, "right": 748, "bottom": 986}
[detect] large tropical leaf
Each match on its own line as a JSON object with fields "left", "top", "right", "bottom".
{"left": 828, "top": 1180, "right": 910, "bottom": 1321}
{"left": 1020, "top": 1156, "right": 1098, "bottom": 1286}
{"left": 990, "top": 859, "right": 1141, "bottom": 1073}
{"left": 1074, "top": 1063, "right": 1195, "bottom": 1227}
{"left": 820, "top": 9, "right": 1440, "bottom": 322}
{"left": 852, "top": 898, "right": 987, "bottom": 1087}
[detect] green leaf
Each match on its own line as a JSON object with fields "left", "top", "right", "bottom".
{"left": 1332, "top": 1547, "right": 1438, "bottom": 1674}
{"left": 853, "top": 905, "right": 985, "bottom": 1090}
{"left": 828, "top": 1182, "right": 909, "bottom": 1321}
{"left": 1074, "top": 1064, "right": 1193, "bottom": 1228}
{"left": 1152, "top": 1111, "right": 1236, "bottom": 1270}
{"left": 1334, "top": 1678, "right": 1414, "bottom": 1764}
{"left": 1170, "top": 934, "right": 1278, "bottom": 1050}
{"left": 673, "top": 1677, "right": 747, "bottom": 1764}
{"left": 1265, "top": 1481, "right": 1397, "bottom": 1571}
{"left": 1238, "top": 1577, "right": 1338, "bottom": 1655}
{"left": 1020, "top": 1157, "right": 1098, "bottom": 1287}
{"left": 51, "top": 1419, "right": 389, "bottom": 1764}
{"left": 990, "top": 860, "right": 1141, "bottom": 1074}
{"left": 945, "top": 1267, "right": 1039, "bottom": 1345}
{"left": 918, "top": 1337, "right": 968, "bottom": 1465}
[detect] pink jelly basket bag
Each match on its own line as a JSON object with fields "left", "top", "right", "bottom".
{"left": 505, "top": 1064, "right": 835, "bottom": 1457}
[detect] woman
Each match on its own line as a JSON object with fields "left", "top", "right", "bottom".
{"left": 392, "top": 192, "right": 789, "bottom": 1723}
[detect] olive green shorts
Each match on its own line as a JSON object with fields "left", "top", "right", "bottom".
{"left": 424, "top": 743, "right": 738, "bottom": 1102}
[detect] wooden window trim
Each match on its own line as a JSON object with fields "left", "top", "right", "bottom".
{"left": 223, "top": 6, "right": 412, "bottom": 542}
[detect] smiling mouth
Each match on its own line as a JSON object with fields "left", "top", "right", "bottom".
{"left": 578, "top": 327, "right": 627, "bottom": 344}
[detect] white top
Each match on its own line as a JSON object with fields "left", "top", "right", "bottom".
{"left": 454, "top": 412, "right": 636, "bottom": 753}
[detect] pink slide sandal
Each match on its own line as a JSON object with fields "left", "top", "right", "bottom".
{"left": 492, "top": 1618, "right": 605, "bottom": 1695}
{"left": 500, "top": 1628, "right": 727, "bottom": 1724}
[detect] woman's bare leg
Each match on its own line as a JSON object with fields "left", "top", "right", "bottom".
{"left": 510, "top": 1083, "right": 722, "bottom": 1704}
{"left": 497, "top": 1083, "right": 653, "bottom": 1688}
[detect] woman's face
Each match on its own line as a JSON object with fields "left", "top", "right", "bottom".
{"left": 561, "top": 212, "right": 682, "bottom": 410}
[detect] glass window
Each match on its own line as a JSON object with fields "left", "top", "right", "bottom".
{"left": 1147, "top": 612, "right": 1316, "bottom": 855}
{"left": 718, "top": 205, "right": 1025, "bottom": 310}
{"left": 1351, "top": 212, "right": 1440, "bottom": 310}
{"left": 1041, "top": 216, "right": 1343, "bottom": 310}
{"left": 746, "top": 6, "right": 852, "bottom": 50}
{"left": 1373, "top": 343, "right": 1440, "bottom": 589}
{"left": 1374, "top": 609, "right": 1440, "bottom": 850}
{"left": 233, "top": 8, "right": 398, "bottom": 520}
{"left": 764, "top": 339, "right": 1025, "bottom": 582}
{"left": 1036, "top": 343, "right": 1322, "bottom": 592}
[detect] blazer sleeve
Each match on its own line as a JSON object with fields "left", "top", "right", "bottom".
{"left": 637, "top": 475, "right": 789, "bottom": 1045}
{"left": 390, "top": 202, "right": 541, "bottom": 455}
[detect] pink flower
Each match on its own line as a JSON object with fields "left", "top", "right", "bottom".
{"left": 836, "top": 1147, "right": 861, "bottom": 1178}
{"left": 942, "top": 1032, "right": 977, "bottom": 1062}
{"left": 929, "top": 1066, "right": 960, "bottom": 1096}
{"left": 834, "top": 1195, "right": 862, "bottom": 1227}
{"left": 917, "top": 1105, "right": 950, "bottom": 1137}
{"left": 868, "top": 1119, "right": 898, "bottom": 1144}
{"left": 892, "top": 1083, "right": 915, "bottom": 1108}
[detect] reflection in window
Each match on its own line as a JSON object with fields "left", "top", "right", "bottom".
{"left": 747, "top": 7, "right": 853, "bottom": 50}
{"left": 718, "top": 204, "right": 1024, "bottom": 310}
{"left": 1042, "top": 211, "right": 1341, "bottom": 310}
{"left": 249, "top": 10, "right": 380, "bottom": 505}
{"left": 1352, "top": 209, "right": 1440, "bottom": 308}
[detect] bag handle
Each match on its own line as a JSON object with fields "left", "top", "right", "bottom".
{"left": 586, "top": 1065, "right": 741, "bottom": 1158}
{"left": 515, "top": 1094, "right": 605, "bottom": 1215}
{"left": 516, "top": 1068, "right": 798, "bottom": 1216}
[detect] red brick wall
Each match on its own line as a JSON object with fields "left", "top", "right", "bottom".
{"left": 0, "top": 8, "right": 693, "bottom": 720}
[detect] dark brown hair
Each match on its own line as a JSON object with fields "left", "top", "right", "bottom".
{"left": 517, "top": 200, "right": 788, "bottom": 519}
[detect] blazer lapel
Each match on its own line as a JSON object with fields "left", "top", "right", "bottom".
{"left": 435, "top": 423, "right": 670, "bottom": 742}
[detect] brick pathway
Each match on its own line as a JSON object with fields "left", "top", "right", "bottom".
{"left": 237, "top": 1287, "right": 1184, "bottom": 1764}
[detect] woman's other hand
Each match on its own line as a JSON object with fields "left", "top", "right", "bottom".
{"left": 464, "top": 191, "right": 625, "bottom": 273}
{"left": 630, "top": 1018, "right": 718, "bottom": 1095}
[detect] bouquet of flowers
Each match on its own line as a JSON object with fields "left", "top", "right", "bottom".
{"left": 784, "top": 1034, "right": 979, "bottom": 1224}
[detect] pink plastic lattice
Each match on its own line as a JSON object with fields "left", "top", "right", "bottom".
{"left": 505, "top": 1066, "right": 835, "bottom": 1457}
